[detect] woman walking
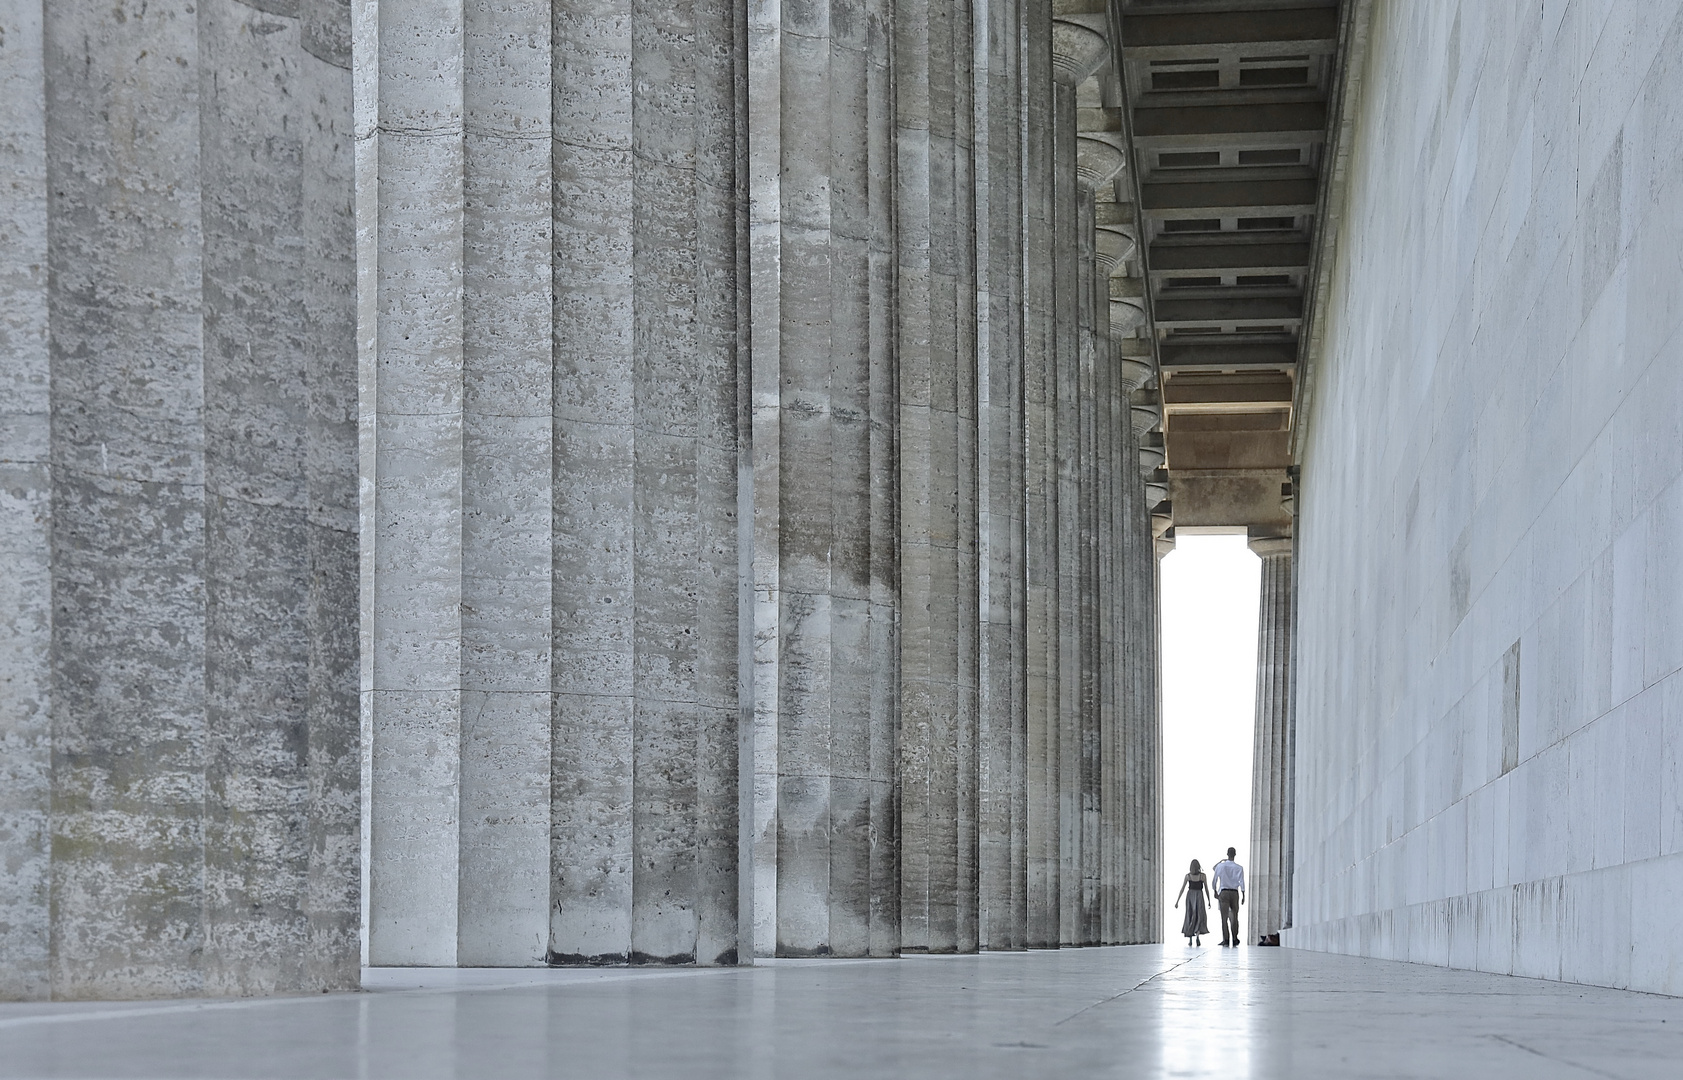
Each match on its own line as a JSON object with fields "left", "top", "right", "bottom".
{"left": 1174, "top": 859, "right": 1211, "bottom": 946}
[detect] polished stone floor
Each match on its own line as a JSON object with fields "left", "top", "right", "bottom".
{"left": 2, "top": 946, "right": 1679, "bottom": 1078}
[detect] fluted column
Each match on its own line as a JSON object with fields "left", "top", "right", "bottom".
{"left": 758, "top": 0, "right": 900, "bottom": 959}
{"left": 975, "top": 0, "right": 1029, "bottom": 953}
{"left": 365, "top": 0, "right": 746, "bottom": 969}
{"left": 1248, "top": 535, "right": 1295, "bottom": 944}
{"left": 551, "top": 0, "right": 745, "bottom": 970}
{"left": 897, "top": 0, "right": 981, "bottom": 956}
{"left": 1022, "top": 0, "right": 1060, "bottom": 951}
{"left": 1050, "top": 45, "right": 1083, "bottom": 953}
{"left": 552, "top": 0, "right": 746, "bottom": 968}
{"left": 4, "top": 0, "right": 361, "bottom": 1000}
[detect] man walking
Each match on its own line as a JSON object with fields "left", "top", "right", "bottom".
{"left": 1212, "top": 847, "right": 1245, "bottom": 946}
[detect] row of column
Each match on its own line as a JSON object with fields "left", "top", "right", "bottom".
{"left": 1, "top": 0, "right": 361, "bottom": 999}
{"left": 362, "top": 0, "right": 1169, "bottom": 963}
{"left": 0, "top": 0, "right": 1168, "bottom": 1000}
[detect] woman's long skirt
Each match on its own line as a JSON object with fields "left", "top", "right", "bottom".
{"left": 1182, "top": 888, "right": 1210, "bottom": 937}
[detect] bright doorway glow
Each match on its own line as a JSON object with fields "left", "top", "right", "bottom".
{"left": 1160, "top": 533, "right": 1260, "bottom": 944}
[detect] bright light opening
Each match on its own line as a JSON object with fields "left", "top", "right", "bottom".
{"left": 1160, "top": 532, "right": 1260, "bottom": 943}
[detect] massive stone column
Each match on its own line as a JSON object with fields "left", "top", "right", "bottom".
{"left": 0, "top": 0, "right": 49, "bottom": 1001}
{"left": 363, "top": 0, "right": 745, "bottom": 968}
{"left": 0, "top": 0, "right": 361, "bottom": 1001}
{"left": 1248, "top": 535, "right": 1295, "bottom": 944}
{"left": 44, "top": 0, "right": 209, "bottom": 1000}
{"left": 201, "top": 0, "right": 360, "bottom": 993}
{"left": 550, "top": 0, "right": 744, "bottom": 970}
{"left": 755, "top": 0, "right": 900, "bottom": 959}
{"left": 897, "top": 0, "right": 981, "bottom": 955}
{"left": 974, "top": 0, "right": 1029, "bottom": 954}
{"left": 1021, "top": 0, "right": 1060, "bottom": 951}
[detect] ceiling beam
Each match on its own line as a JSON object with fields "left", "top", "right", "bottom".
{"left": 1149, "top": 241, "right": 1311, "bottom": 272}
{"left": 1159, "top": 340, "right": 1299, "bottom": 367}
{"left": 1154, "top": 295, "right": 1303, "bottom": 323}
{"left": 1131, "top": 101, "right": 1328, "bottom": 146}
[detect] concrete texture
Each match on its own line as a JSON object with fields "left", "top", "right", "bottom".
{"left": 1288, "top": 0, "right": 1683, "bottom": 994}
{"left": 6, "top": 948, "right": 1683, "bottom": 1078}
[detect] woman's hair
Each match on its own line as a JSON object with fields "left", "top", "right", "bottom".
{"left": 1189, "top": 859, "right": 1201, "bottom": 874}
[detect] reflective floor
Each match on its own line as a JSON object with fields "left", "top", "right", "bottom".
{"left": 2, "top": 946, "right": 1680, "bottom": 1078}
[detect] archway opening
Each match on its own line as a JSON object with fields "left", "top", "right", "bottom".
{"left": 1159, "top": 531, "right": 1261, "bottom": 943}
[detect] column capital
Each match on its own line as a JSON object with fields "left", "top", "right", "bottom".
{"left": 1248, "top": 535, "right": 1293, "bottom": 558}
{"left": 1050, "top": 16, "right": 1109, "bottom": 86}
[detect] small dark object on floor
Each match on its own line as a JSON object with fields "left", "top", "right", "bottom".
{"left": 1257, "top": 934, "right": 1281, "bottom": 946}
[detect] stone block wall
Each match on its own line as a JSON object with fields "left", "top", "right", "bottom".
{"left": 1289, "top": 0, "right": 1683, "bottom": 994}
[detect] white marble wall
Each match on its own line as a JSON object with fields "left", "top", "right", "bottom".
{"left": 1289, "top": 0, "right": 1683, "bottom": 995}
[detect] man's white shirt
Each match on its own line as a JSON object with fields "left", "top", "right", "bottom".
{"left": 1212, "top": 859, "right": 1246, "bottom": 893}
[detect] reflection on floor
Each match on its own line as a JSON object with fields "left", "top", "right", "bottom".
{"left": 2, "top": 946, "right": 1679, "bottom": 1078}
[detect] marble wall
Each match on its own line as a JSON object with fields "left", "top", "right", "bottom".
{"left": 1288, "top": 0, "right": 1683, "bottom": 994}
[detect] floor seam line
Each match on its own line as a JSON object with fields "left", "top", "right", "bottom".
{"left": 1486, "top": 1033, "right": 1623, "bottom": 1079}
{"left": 1051, "top": 954, "right": 1205, "bottom": 1026}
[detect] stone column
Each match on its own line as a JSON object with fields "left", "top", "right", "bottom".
{"left": 201, "top": 0, "right": 359, "bottom": 994}
{"left": 1248, "top": 535, "right": 1295, "bottom": 944}
{"left": 762, "top": 0, "right": 900, "bottom": 959}
{"left": 1094, "top": 183, "right": 1144, "bottom": 945}
{"left": 1021, "top": 0, "right": 1061, "bottom": 952}
{"left": 16, "top": 0, "right": 361, "bottom": 999}
{"left": 1051, "top": 78, "right": 1082, "bottom": 947}
{"left": 897, "top": 0, "right": 981, "bottom": 956}
{"left": 0, "top": 0, "right": 49, "bottom": 1001}
{"left": 1073, "top": 75, "right": 1123, "bottom": 950}
{"left": 365, "top": 0, "right": 745, "bottom": 969}
{"left": 550, "top": 0, "right": 745, "bottom": 970}
{"left": 975, "top": 0, "right": 1029, "bottom": 954}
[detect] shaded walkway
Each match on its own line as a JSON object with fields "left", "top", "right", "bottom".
{"left": 2, "top": 948, "right": 1678, "bottom": 1078}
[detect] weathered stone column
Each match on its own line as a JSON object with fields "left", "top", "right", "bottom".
{"left": 364, "top": 0, "right": 745, "bottom": 969}
{"left": 7, "top": 0, "right": 361, "bottom": 1000}
{"left": 549, "top": 0, "right": 745, "bottom": 970}
{"left": 1121, "top": 378, "right": 1163, "bottom": 945}
{"left": 1248, "top": 535, "right": 1295, "bottom": 944}
{"left": 756, "top": 0, "right": 900, "bottom": 959}
{"left": 897, "top": 0, "right": 981, "bottom": 956}
{"left": 975, "top": 0, "right": 1029, "bottom": 954}
{"left": 1021, "top": 0, "right": 1061, "bottom": 952}
{"left": 0, "top": 0, "right": 50, "bottom": 1000}
{"left": 202, "top": 0, "right": 360, "bottom": 993}
{"left": 1072, "top": 76, "right": 1123, "bottom": 950}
